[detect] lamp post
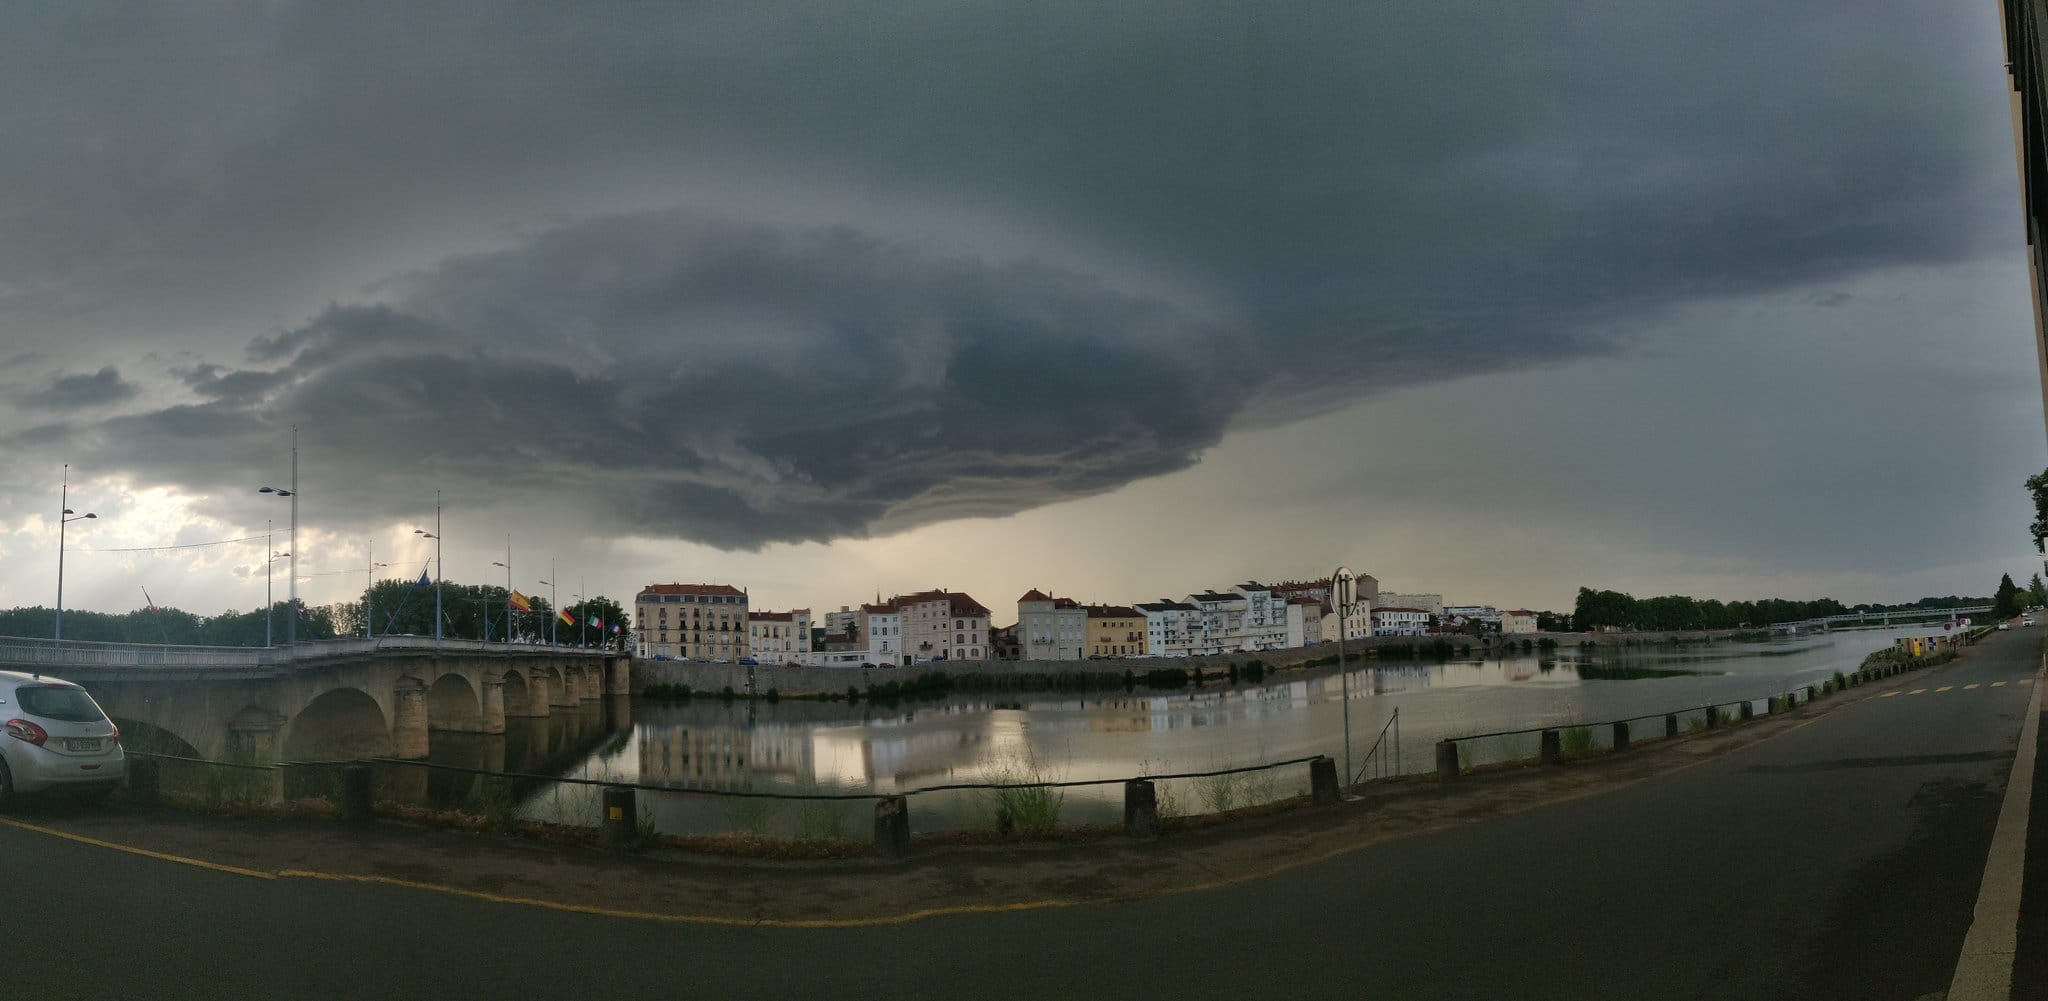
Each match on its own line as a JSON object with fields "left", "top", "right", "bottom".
{"left": 491, "top": 536, "right": 511, "bottom": 647}
{"left": 266, "top": 530, "right": 291, "bottom": 649}
{"left": 364, "top": 539, "right": 389, "bottom": 639}
{"left": 1332, "top": 566, "right": 1359, "bottom": 788}
{"left": 54, "top": 464, "right": 97, "bottom": 643}
{"left": 414, "top": 491, "right": 442, "bottom": 644}
{"left": 257, "top": 427, "right": 298, "bottom": 652}
{"left": 539, "top": 562, "right": 558, "bottom": 648}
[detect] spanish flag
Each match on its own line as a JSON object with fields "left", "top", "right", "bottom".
{"left": 509, "top": 590, "right": 532, "bottom": 612}
{"left": 558, "top": 608, "right": 576, "bottom": 626}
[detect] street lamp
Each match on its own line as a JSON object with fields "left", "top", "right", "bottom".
{"left": 1332, "top": 566, "right": 1359, "bottom": 789}
{"left": 414, "top": 490, "right": 442, "bottom": 643}
{"left": 257, "top": 427, "right": 298, "bottom": 651}
{"left": 54, "top": 464, "right": 97, "bottom": 644}
{"left": 267, "top": 547, "right": 290, "bottom": 647}
{"left": 491, "top": 536, "right": 511, "bottom": 647}
{"left": 364, "top": 538, "right": 390, "bottom": 639}
{"left": 539, "top": 562, "right": 559, "bottom": 648}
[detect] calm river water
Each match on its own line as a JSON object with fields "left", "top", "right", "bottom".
{"left": 459, "top": 626, "right": 1931, "bottom": 837}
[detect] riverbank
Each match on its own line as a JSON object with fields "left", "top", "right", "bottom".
{"left": 632, "top": 628, "right": 1769, "bottom": 697}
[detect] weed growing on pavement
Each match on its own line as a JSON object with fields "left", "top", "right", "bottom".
{"left": 1562, "top": 726, "right": 1595, "bottom": 754}
{"left": 982, "top": 751, "right": 1065, "bottom": 836}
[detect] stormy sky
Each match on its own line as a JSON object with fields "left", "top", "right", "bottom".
{"left": 1, "top": 2, "right": 2041, "bottom": 623}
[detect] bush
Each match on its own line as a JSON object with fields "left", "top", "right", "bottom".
{"left": 765, "top": 687, "right": 780, "bottom": 704}
{"left": 719, "top": 686, "right": 735, "bottom": 702}
{"left": 1562, "top": 726, "right": 1595, "bottom": 754}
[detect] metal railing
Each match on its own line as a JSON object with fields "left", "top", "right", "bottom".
{"left": 0, "top": 633, "right": 614, "bottom": 671}
{"left": 1350, "top": 707, "right": 1400, "bottom": 786}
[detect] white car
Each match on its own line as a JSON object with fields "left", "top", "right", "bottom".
{"left": 0, "top": 670, "right": 124, "bottom": 808}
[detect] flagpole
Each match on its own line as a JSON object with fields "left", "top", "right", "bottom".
{"left": 580, "top": 576, "right": 588, "bottom": 649}
{"left": 549, "top": 559, "right": 557, "bottom": 649}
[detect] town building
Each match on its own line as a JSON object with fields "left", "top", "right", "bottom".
{"left": 823, "top": 606, "right": 860, "bottom": 637}
{"left": 1016, "top": 589, "right": 1087, "bottom": 661}
{"left": 1136, "top": 599, "right": 1200, "bottom": 658}
{"left": 1231, "top": 582, "right": 1291, "bottom": 650}
{"left": 1187, "top": 590, "right": 1249, "bottom": 654}
{"left": 1372, "top": 607, "right": 1430, "bottom": 637}
{"left": 1084, "top": 605, "right": 1147, "bottom": 658}
{"left": 857, "top": 599, "right": 904, "bottom": 666}
{"left": 747, "top": 608, "right": 812, "bottom": 661}
{"left": 635, "top": 583, "right": 749, "bottom": 661}
{"left": 1378, "top": 592, "right": 1443, "bottom": 616}
{"left": 1443, "top": 605, "right": 1501, "bottom": 626}
{"left": 1285, "top": 596, "right": 1325, "bottom": 648}
{"left": 893, "top": 589, "right": 992, "bottom": 662}
{"left": 1501, "top": 609, "right": 1539, "bottom": 635}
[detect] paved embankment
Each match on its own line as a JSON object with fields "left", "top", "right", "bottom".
{"left": 4, "top": 630, "right": 2037, "bottom": 999}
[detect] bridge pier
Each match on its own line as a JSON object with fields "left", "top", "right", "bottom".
{"left": 527, "top": 669, "right": 555, "bottom": 715}
{"left": 227, "top": 708, "right": 286, "bottom": 804}
{"left": 479, "top": 676, "right": 507, "bottom": 735}
{"left": 392, "top": 678, "right": 430, "bottom": 760}
{"left": 548, "top": 668, "right": 578, "bottom": 708}
{"left": 604, "top": 657, "right": 631, "bottom": 697}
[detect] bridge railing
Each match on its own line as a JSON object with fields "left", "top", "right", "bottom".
{"left": 0, "top": 634, "right": 615, "bottom": 670}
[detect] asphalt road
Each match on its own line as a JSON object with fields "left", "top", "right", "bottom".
{"left": 8, "top": 632, "right": 2042, "bottom": 1001}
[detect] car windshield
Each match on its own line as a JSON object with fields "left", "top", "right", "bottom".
{"left": 16, "top": 685, "right": 106, "bottom": 723}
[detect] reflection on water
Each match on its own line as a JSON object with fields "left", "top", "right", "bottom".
{"left": 421, "top": 629, "right": 1924, "bottom": 835}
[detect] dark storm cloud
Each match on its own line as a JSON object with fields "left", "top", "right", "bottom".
{"left": 68, "top": 214, "right": 1253, "bottom": 545}
{"left": 0, "top": 1, "right": 2020, "bottom": 547}
{"left": 19, "top": 366, "right": 137, "bottom": 410}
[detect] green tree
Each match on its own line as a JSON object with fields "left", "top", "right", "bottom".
{"left": 1995, "top": 573, "right": 2022, "bottom": 618}
{"left": 2031, "top": 573, "right": 2047, "bottom": 609}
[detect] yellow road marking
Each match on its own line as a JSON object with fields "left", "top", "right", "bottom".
{"left": 1910, "top": 689, "right": 1929, "bottom": 695}
{"left": 1965, "top": 684, "right": 1981, "bottom": 690}
{"left": 1937, "top": 686, "right": 1954, "bottom": 693}
{"left": 0, "top": 817, "right": 276, "bottom": 880}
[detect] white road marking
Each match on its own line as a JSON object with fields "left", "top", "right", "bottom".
{"left": 1993, "top": 681, "right": 2008, "bottom": 688}
{"left": 1964, "top": 683, "right": 1980, "bottom": 690}
{"left": 1945, "top": 653, "right": 2044, "bottom": 1000}
{"left": 1910, "top": 689, "right": 1928, "bottom": 695}
{"left": 1879, "top": 691, "right": 1900, "bottom": 698}
{"left": 1936, "top": 686, "right": 1954, "bottom": 693}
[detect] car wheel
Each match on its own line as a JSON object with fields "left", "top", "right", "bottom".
{"left": 0, "top": 758, "right": 14, "bottom": 813}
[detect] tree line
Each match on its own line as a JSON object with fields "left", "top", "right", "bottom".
{"left": 0, "top": 578, "right": 631, "bottom": 648}
{"left": 1571, "top": 588, "right": 1994, "bottom": 632}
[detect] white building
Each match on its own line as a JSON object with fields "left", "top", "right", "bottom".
{"left": 1136, "top": 599, "right": 1200, "bottom": 658}
{"left": 1187, "top": 590, "right": 1250, "bottom": 654}
{"left": 858, "top": 600, "right": 904, "bottom": 666}
{"left": 1378, "top": 592, "right": 1444, "bottom": 616}
{"left": 823, "top": 606, "right": 860, "bottom": 636}
{"left": 1501, "top": 609, "right": 1539, "bottom": 634}
{"left": 1443, "top": 605, "right": 1501, "bottom": 626}
{"left": 1231, "top": 582, "right": 1292, "bottom": 650}
{"left": 1284, "top": 596, "right": 1324, "bottom": 648}
{"left": 1016, "top": 589, "right": 1087, "bottom": 661}
{"left": 747, "top": 608, "right": 812, "bottom": 661}
{"left": 1373, "top": 607, "right": 1430, "bottom": 637}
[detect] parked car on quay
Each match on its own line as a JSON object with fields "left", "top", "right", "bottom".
{"left": 0, "top": 670, "right": 125, "bottom": 809}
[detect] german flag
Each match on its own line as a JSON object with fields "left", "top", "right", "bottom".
{"left": 509, "top": 590, "right": 532, "bottom": 612}
{"left": 557, "top": 608, "right": 575, "bottom": 626}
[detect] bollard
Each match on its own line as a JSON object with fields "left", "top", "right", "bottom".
{"left": 874, "top": 795, "right": 912, "bottom": 856}
{"left": 601, "top": 786, "right": 637, "bottom": 849}
{"left": 1807, "top": 685, "right": 1817, "bottom": 703}
{"left": 1739, "top": 700, "right": 1754, "bottom": 721}
{"left": 1612, "top": 721, "right": 1631, "bottom": 753}
{"left": 341, "top": 763, "right": 373, "bottom": 823}
{"left": 1705, "top": 705, "right": 1720, "bottom": 729}
{"left": 1124, "top": 779, "right": 1159, "bottom": 836}
{"left": 1436, "top": 739, "right": 1461, "bottom": 781}
{"left": 1540, "top": 729, "right": 1563, "bottom": 765}
{"left": 1665, "top": 714, "right": 1679, "bottom": 740}
{"left": 127, "top": 756, "right": 161, "bottom": 806}
{"left": 1309, "top": 756, "right": 1340, "bottom": 805}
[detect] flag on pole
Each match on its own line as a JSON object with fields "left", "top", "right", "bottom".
{"left": 610, "top": 624, "right": 621, "bottom": 634}
{"left": 589, "top": 614, "right": 603, "bottom": 630}
{"left": 415, "top": 567, "right": 431, "bottom": 588}
{"left": 557, "top": 608, "right": 575, "bottom": 626}
{"left": 509, "top": 590, "right": 532, "bottom": 612}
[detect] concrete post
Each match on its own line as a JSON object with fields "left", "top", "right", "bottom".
{"left": 1739, "top": 700, "right": 1754, "bottom": 721}
{"left": 391, "top": 681, "right": 430, "bottom": 760}
{"left": 1310, "top": 756, "right": 1339, "bottom": 804}
{"left": 1435, "top": 740, "right": 1460, "bottom": 781}
{"left": 1539, "top": 729, "right": 1563, "bottom": 765}
{"left": 226, "top": 712, "right": 286, "bottom": 806}
{"left": 1705, "top": 705, "right": 1720, "bottom": 729}
{"left": 128, "top": 755, "right": 160, "bottom": 806}
{"left": 1124, "top": 779, "right": 1159, "bottom": 836}
{"left": 1612, "top": 721, "right": 1630, "bottom": 753}
{"left": 874, "top": 795, "right": 912, "bottom": 856}
{"left": 1664, "top": 714, "right": 1679, "bottom": 740}
{"left": 341, "top": 763, "right": 373, "bottom": 823}
{"left": 1806, "top": 685, "right": 1817, "bottom": 703}
{"left": 601, "top": 786, "right": 638, "bottom": 849}
{"left": 479, "top": 676, "right": 507, "bottom": 735}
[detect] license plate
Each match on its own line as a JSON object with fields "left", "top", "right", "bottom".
{"left": 66, "top": 738, "right": 101, "bottom": 752}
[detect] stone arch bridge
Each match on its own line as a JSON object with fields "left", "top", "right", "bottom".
{"left": 0, "top": 636, "right": 628, "bottom": 768}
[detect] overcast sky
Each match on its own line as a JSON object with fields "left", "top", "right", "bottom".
{"left": 0, "top": 2, "right": 2041, "bottom": 625}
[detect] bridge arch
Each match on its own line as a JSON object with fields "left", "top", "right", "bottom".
{"left": 426, "top": 673, "right": 481, "bottom": 732}
{"left": 283, "top": 688, "right": 392, "bottom": 761}
{"left": 540, "top": 664, "right": 568, "bottom": 708}
{"left": 501, "top": 669, "right": 537, "bottom": 717}
{"left": 108, "top": 717, "right": 202, "bottom": 759}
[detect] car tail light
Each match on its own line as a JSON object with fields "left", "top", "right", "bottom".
{"left": 108, "top": 723, "right": 121, "bottom": 745}
{"left": 5, "top": 718, "right": 48, "bottom": 746}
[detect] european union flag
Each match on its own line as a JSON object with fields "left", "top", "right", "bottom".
{"left": 415, "top": 567, "right": 431, "bottom": 588}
